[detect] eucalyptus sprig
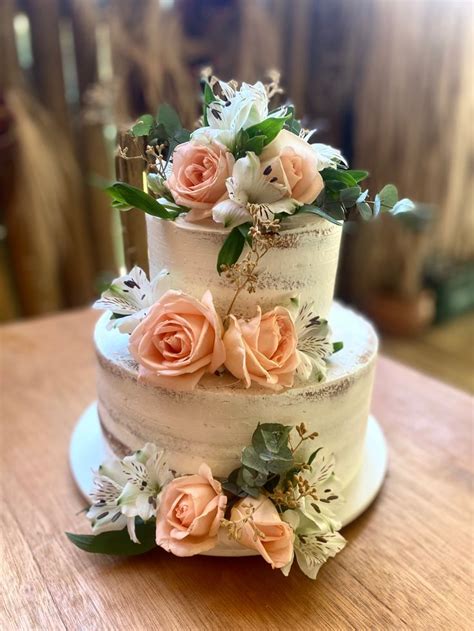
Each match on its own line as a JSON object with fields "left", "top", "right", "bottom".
{"left": 222, "top": 422, "right": 321, "bottom": 500}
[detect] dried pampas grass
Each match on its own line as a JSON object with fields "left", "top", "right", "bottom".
{"left": 4, "top": 89, "right": 87, "bottom": 314}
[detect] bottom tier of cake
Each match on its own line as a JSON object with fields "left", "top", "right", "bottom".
{"left": 94, "top": 301, "right": 378, "bottom": 489}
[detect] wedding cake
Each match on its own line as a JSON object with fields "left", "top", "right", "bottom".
{"left": 69, "top": 71, "right": 410, "bottom": 579}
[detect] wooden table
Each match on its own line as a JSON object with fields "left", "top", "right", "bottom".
{"left": 1, "top": 309, "right": 473, "bottom": 630}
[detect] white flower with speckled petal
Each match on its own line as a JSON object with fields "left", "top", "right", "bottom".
{"left": 289, "top": 298, "right": 337, "bottom": 381}
{"left": 193, "top": 79, "right": 287, "bottom": 149}
{"left": 281, "top": 510, "right": 346, "bottom": 579}
{"left": 93, "top": 267, "right": 172, "bottom": 334}
{"left": 212, "top": 152, "right": 297, "bottom": 228}
{"left": 87, "top": 443, "right": 173, "bottom": 543}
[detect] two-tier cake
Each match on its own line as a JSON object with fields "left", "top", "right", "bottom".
{"left": 68, "top": 71, "right": 405, "bottom": 579}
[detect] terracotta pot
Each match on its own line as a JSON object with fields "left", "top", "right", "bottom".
{"left": 364, "top": 290, "right": 435, "bottom": 336}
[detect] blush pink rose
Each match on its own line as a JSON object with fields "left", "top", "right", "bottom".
{"left": 167, "top": 140, "right": 235, "bottom": 222}
{"left": 231, "top": 496, "right": 294, "bottom": 569}
{"left": 223, "top": 306, "right": 299, "bottom": 391}
{"left": 129, "top": 290, "right": 225, "bottom": 391}
{"left": 156, "top": 463, "right": 227, "bottom": 556}
{"left": 260, "top": 129, "right": 324, "bottom": 204}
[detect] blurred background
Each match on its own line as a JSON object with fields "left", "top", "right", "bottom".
{"left": 1, "top": 0, "right": 473, "bottom": 392}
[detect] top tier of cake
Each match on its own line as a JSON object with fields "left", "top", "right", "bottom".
{"left": 147, "top": 214, "right": 342, "bottom": 319}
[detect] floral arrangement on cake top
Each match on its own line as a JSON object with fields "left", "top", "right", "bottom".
{"left": 106, "top": 69, "right": 415, "bottom": 273}
{"left": 68, "top": 422, "right": 346, "bottom": 580}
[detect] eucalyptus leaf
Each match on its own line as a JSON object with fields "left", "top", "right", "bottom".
{"left": 156, "top": 104, "right": 182, "bottom": 138}
{"left": 340, "top": 186, "right": 362, "bottom": 207}
{"left": 356, "top": 201, "right": 373, "bottom": 220}
{"left": 322, "top": 200, "right": 347, "bottom": 221}
{"left": 251, "top": 423, "right": 292, "bottom": 455}
{"left": 298, "top": 204, "right": 344, "bottom": 226}
{"left": 131, "top": 114, "right": 154, "bottom": 137}
{"left": 378, "top": 184, "right": 398, "bottom": 210}
{"left": 66, "top": 521, "right": 157, "bottom": 556}
{"left": 391, "top": 198, "right": 416, "bottom": 215}
{"left": 374, "top": 195, "right": 381, "bottom": 216}
{"left": 241, "top": 446, "right": 269, "bottom": 474}
{"left": 356, "top": 189, "right": 369, "bottom": 203}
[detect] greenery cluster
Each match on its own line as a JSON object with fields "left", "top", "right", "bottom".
{"left": 223, "top": 422, "right": 318, "bottom": 501}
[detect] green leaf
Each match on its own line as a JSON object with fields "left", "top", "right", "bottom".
{"left": 356, "top": 201, "right": 373, "bottom": 220}
{"left": 239, "top": 467, "right": 267, "bottom": 493}
{"left": 105, "top": 183, "right": 177, "bottom": 220}
{"left": 282, "top": 106, "right": 302, "bottom": 136}
{"left": 216, "top": 225, "right": 248, "bottom": 274}
{"left": 340, "top": 186, "right": 362, "bottom": 207}
{"left": 374, "top": 194, "right": 381, "bottom": 216}
{"left": 252, "top": 423, "right": 292, "bottom": 455}
{"left": 238, "top": 223, "right": 252, "bottom": 244}
{"left": 345, "top": 170, "right": 369, "bottom": 183}
{"left": 241, "top": 446, "right": 269, "bottom": 474}
{"left": 378, "top": 184, "right": 398, "bottom": 210}
{"left": 324, "top": 179, "right": 347, "bottom": 193}
{"left": 333, "top": 341, "right": 344, "bottom": 353}
{"left": 321, "top": 168, "right": 358, "bottom": 187}
{"left": 265, "top": 451, "right": 294, "bottom": 475}
{"left": 202, "top": 83, "right": 214, "bottom": 126}
{"left": 131, "top": 114, "right": 154, "bottom": 137}
{"left": 391, "top": 198, "right": 416, "bottom": 215}
{"left": 307, "top": 447, "right": 323, "bottom": 467}
{"left": 156, "top": 104, "right": 181, "bottom": 138}
{"left": 174, "top": 128, "right": 191, "bottom": 144}
{"left": 66, "top": 521, "right": 157, "bottom": 556}
{"left": 298, "top": 204, "right": 344, "bottom": 226}
{"left": 357, "top": 189, "right": 369, "bottom": 203}
{"left": 244, "top": 134, "right": 266, "bottom": 155}
{"left": 245, "top": 114, "right": 291, "bottom": 146}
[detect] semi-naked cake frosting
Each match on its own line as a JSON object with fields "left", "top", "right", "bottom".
{"left": 95, "top": 215, "right": 378, "bottom": 491}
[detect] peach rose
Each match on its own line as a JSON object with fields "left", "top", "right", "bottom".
{"left": 260, "top": 129, "right": 324, "bottom": 204}
{"left": 231, "top": 496, "right": 293, "bottom": 569}
{"left": 223, "top": 306, "right": 299, "bottom": 391}
{"left": 167, "top": 140, "right": 234, "bottom": 222}
{"left": 129, "top": 290, "right": 225, "bottom": 391}
{"left": 156, "top": 463, "right": 227, "bottom": 556}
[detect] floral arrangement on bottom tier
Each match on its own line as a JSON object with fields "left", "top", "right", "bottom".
{"left": 68, "top": 422, "right": 346, "bottom": 579}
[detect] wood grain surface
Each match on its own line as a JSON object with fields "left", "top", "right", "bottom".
{"left": 1, "top": 309, "right": 473, "bottom": 630}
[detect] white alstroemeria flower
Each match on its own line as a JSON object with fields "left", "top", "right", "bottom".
{"left": 87, "top": 443, "right": 173, "bottom": 544}
{"left": 297, "top": 448, "right": 343, "bottom": 533}
{"left": 300, "top": 130, "right": 348, "bottom": 170}
{"left": 93, "top": 266, "right": 171, "bottom": 334}
{"left": 311, "top": 143, "right": 348, "bottom": 171}
{"left": 193, "top": 79, "right": 287, "bottom": 149}
{"left": 290, "top": 299, "right": 334, "bottom": 381}
{"left": 281, "top": 510, "right": 346, "bottom": 580}
{"left": 212, "top": 152, "right": 297, "bottom": 228}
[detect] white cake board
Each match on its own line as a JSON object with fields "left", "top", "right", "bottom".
{"left": 70, "top": 403, "right": 387, "bottom": 556}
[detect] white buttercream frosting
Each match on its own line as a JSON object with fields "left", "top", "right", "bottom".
{"left": 94, "top": 301, "right": 378, "bottom": 490}
{"left": 147, "top": 213, "right": 342, "bottom": 319}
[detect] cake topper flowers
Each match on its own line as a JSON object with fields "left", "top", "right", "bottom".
{"left": 105, "top": 69, "right": 415, "bottom": 275}
{"left": 67, "top": 422, "right": 346, "bottom": 580}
